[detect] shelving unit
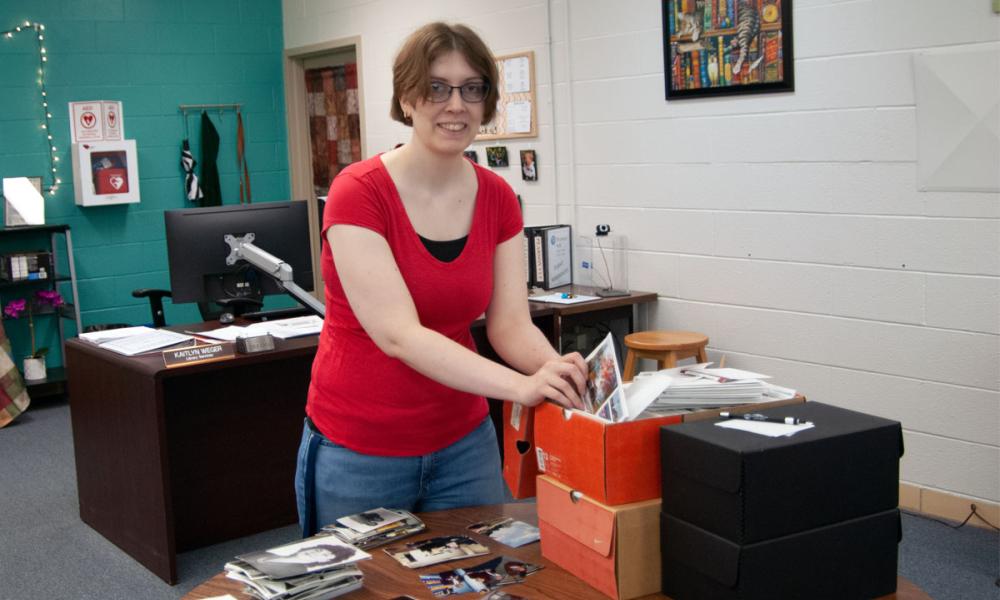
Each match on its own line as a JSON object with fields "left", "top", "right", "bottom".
{"left": 0, "top": 224, "right": 82, "bottom": 396}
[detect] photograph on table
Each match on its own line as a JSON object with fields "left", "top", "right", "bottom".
{"left": 384, "top": 535, "right": 489, "bottom": 568}
{"left": 662, "top": 0, "right": 794, "bottom": 99}
{"left": 485, "top": 146, "right": 509, "bottom": 167}
{"left": 420, "top": 555, "right": 543, "bottom": 596}
{"left": 467, "top": 517, "right": 540, "bottom": 547}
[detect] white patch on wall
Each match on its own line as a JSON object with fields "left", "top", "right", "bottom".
{"left": 913, "top": 48, "right": 1000, "bottom": 192}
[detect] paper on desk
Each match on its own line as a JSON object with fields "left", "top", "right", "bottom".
{"left": 194, "top": 326, "right": 247, "bottom": 341}
{"left": 715, "top": 419, "right": 814, "bottom": 438}
{"left": 198, "top": 316, "right": 323, "bottom": 341}
{"left": 527, "top": 293, "right": 599, "bottom": 305}
{"left": 79, "top": 326, "right": 157, "bottom": 343}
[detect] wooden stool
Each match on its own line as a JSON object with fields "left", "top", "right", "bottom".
{"left": 622, "top": 330, "right": 709, "bottom": 381}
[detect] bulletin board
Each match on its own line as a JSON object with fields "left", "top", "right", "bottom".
{"left": 477, "top": 51, "right": 537, "bottom": 141}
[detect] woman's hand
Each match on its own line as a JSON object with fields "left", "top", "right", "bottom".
{"left": 516, "top": 352, "right": 588, "bottom": 410}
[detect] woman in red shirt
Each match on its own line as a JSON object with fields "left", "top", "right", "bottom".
{"left": 296, "top": 22, "right": 587, "bottom": 535}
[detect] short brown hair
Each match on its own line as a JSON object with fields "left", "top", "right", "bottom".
{"left": 390, "top": 22, "right": 499, "bottom": 127}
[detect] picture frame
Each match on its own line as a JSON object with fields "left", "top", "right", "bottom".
{"left": 520, "top": 150, "right": 537, "bottom": 181}
{"left": 485, "top": 146, "right": 509, "bottom": 168}
{"left": 463, "top": 150, "right": 479, "bottom": 164}
{"left": 662, "top": 0, "right": 794, "bottom": 100}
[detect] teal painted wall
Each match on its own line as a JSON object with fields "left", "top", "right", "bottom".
{"left": 0, "top": 0, "right": 290, "bottom": 368}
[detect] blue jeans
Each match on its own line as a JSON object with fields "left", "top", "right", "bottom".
{"left": 295, "top": 415, "right": 507, "bottom": 536}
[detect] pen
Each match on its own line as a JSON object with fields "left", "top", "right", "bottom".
{"left": 720, "top": 412, "right": 811, "bottom": 425}
{"left": 680, "top": 368, "right": 732, "bottom": 383}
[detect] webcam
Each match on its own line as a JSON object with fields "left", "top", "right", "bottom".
{"left": 595, "top": 224, "right": 611, "bottom": 236}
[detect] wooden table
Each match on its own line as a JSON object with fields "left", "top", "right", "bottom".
{"left": 183, "top": 503, "right": 930, "bottom": 600}
{"left": 66, "top": 290, "right": 658, "bottom": 585}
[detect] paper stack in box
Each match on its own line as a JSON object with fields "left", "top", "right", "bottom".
{"left": 224, "top": 533, "right": 369, "bottom": 600}
{"left": 635, "top": 365, "right": 797, "bottom": 416}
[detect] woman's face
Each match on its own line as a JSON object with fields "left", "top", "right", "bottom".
{"left": 402, "top": 50, "right": 486, "bottom": 157}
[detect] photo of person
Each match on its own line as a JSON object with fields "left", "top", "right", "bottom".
{"left": 520, "top": 150, "right": 537, "bottom": 181}
{"left": 463, "top": 150, "right": 479, "bottom": 163}
{"left": 582, "top": 333, "right": 623, "bottom": 414}
{"left": 485, "top": 146, "right": 509, "bottom": 167}
{"left": 238, "top": 536, "right": 368, "bottom": 579}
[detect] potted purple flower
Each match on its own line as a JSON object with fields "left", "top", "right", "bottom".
{"left": 3, "top": 289, "right": 64, "bottom": 381}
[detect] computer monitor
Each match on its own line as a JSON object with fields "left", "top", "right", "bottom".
{"left": 164, "top": 202, "right": 314, "bottom": 309}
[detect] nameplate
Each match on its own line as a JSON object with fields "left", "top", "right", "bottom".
{"left": 162, "top": 342, "right": 236, "bottom": 368}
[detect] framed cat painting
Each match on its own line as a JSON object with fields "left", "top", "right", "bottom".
{"left": 662, "top": 0, "right": 794, "bottom": 99}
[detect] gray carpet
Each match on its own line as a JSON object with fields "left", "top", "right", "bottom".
{"left": 1, "top": 397, "right": 997, "bottom": 599}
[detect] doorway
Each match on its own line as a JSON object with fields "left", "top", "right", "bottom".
{"left": 283, "top": 37, "right": 366, "bottom": 295}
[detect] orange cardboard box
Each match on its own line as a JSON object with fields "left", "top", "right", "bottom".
{"left": 534, "top": 396, "right": 805, "bottom": 505}
{"left": 502, "top": 402, "right": 537, "bottom": 499}
{"left": 537, "top": 475, "right": 661, "bottom": 600}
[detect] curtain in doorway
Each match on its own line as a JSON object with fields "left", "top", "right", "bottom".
{"left": 0, "top": 320, "right": 30, "bottom": 428}
{"left": 305, "top": 64, "right": 362, "bottom": 198}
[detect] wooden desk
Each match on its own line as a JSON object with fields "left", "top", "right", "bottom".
{"left": 183, "top": 503, "right": 930, "bottom": 600}
{"left": 66, "top": 325, "right": 317, "bottom": 585}
{"left": 66, "top": 291, "right": 657, "bottom": 585}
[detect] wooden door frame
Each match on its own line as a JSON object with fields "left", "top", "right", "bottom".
{"left": 283, "top": 36, "right": 366, "bottom": 296}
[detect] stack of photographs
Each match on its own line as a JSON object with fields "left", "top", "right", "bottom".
{"left": 384, "top": 535, "right": 489, "bottom": 569}
{"left": 225, "top": 534, "right": 370, "bottom": 600}
{"left": 321, "top": 507, "right": 425, "bottom": 550}
{"left": 419, "top": 555, "right": 543, "bottom": 597}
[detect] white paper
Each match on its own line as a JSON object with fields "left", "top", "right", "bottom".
{"left": 503, "top": 57, "right": 530, "bottom": 93}
{"left": 621, "top": 373, "right": 671, "bottom": 421}
{"left": 528, "top": 293, "right": 599, "bottom": 304}
{"left": 1, "top": 177, "right": 45, "bottom": 225}
{"left": 715, "top": 419, "right": 814, "bottom": 437}
{"left": 505, "top": 101, "right": 531, "bottom": 134}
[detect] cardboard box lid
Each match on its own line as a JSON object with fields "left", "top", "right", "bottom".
{"left": 662, "top": 402, "right": 903, "bottom": 494}
{"left": 536, "top": 475, "right": 617, "bottom": 557}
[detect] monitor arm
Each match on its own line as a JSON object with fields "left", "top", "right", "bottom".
{"left": 224, "top": 233, "right": 326, "bottom": 317}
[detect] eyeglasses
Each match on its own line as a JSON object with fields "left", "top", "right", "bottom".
{"left": 427, "top": 80, "right": 490, "bottom": 103}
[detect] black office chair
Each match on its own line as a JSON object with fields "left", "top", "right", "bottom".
{"left": 132, "top": 288, "right": 172, "bottom": 328}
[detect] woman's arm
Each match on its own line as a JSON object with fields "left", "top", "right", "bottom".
{"left": 328, "top": 225, "right": 585, "bottom": 409}
{"left": 484, "top": 234, "right": 586, "bottom": 377}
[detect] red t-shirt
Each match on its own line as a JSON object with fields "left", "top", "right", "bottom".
{"left": 307, "top": 156, "right": 523, "bottom": 456}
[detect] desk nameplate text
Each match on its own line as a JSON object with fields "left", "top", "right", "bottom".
{"left": 162, "top": 342, "right": 236, "bottom": 368}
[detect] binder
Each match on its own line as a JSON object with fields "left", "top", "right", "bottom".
{"left": 525, "top": 225, "right": 571, "bottom": 289}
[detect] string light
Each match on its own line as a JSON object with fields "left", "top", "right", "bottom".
{"left": 3, "top": 20, "right": 59, "bottom": 195}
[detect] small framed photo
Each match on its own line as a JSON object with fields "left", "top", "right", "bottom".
{"left": 463, "top": 150, "right": 479, "bottom": 163}
{"left": 485, "top": 146, "right": 509, "bottom": 168}
{"left": 519, "top": 150, "right": 537, "bottom": 181}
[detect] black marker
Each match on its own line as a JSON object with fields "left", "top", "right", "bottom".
{"left": 720, "top": 412, "right": 810, "bottom": 425}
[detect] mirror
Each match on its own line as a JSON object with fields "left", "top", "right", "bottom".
{"left": 2, "top": 177, "right": 45, "bottom": 227}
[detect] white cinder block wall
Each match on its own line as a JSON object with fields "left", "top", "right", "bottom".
{"left": 284, "top": 0, "right": 1000, "bottom": 507}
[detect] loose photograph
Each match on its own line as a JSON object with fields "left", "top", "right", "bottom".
{"left": 582, "top": 332, "right": 624, "bottom": 414}
{"left": 468, "top": 517, "right": 540, "bottom": 547}
{"left": 384, "top": 535, "right": 489, "bottom": 569}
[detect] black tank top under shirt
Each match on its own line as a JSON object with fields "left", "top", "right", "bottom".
{"left": 419, "top": 235, "right": 467, "bottom": 263}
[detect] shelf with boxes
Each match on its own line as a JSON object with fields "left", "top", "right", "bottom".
{"left": 0, "top": 224, "right": 82, "bottom": 395}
